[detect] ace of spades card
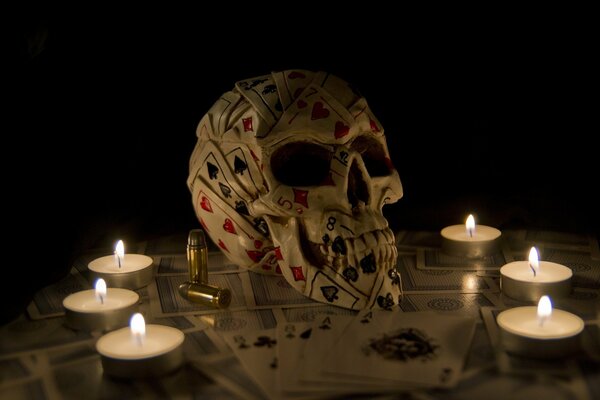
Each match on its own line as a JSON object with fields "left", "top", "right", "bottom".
{"left": 321, "top": 310, "right": 476, "bottom": 388}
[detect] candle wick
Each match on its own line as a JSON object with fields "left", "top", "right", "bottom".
{"left": 468, "top": 228, "right": 473, "bottom": 238}
{"left": 136, "top": 334, "right": 143, "bottom": 347}
{"left": 529, "top": 262, "right": 537, "bottom": 277}
{"left": 539, "top": 316, "right": 546, "bottom": 327}
{"left": 117, "top": 255, "right": 122, "bottom": 269}
{"left": 100, "top": 295, "right": 104, "bottom": 305}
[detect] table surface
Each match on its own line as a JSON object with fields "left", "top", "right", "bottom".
{"left": 1, "top": 229, "right": 599, "bottom": 399}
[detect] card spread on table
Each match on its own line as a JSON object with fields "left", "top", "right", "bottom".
{"left": 320, "top": 310, "right": 477, "bottom": 388}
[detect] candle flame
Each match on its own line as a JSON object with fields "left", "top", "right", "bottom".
{"left": 537, "top": 295, "right": 552, "bottom": 326}
{"left": 465, "top": 214, "right": 475, "bottom": 237}
{"left": 528, "top": 247, "right": 540, "bottom": 277}
{"left": 130, "top": 313, "right": 146, "bottom": 346}
{"left": 95, "top": 278, "right": 107, "bottom": 304}
{"left": 115, "top": 240, "right": 125, "bottom": 269}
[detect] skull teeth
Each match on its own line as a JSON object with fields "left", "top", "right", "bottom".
{"left": 318, "top": 227, "right": 395, "bottom": 272}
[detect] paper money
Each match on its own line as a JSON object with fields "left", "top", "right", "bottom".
{"left": 149, "top": 273, "right": 246, "bottom": 317}
{"left": 240, "top": 271, "right": 318, "bottom": 309}
{"left": 416, "top": 248, "right": 510, "bottom": 271}
{"left": 399, "top": 255, "right": 499, "bottom": 293}
{"left": 156, "top": 253, "right": 241, "bottom": 275}
{"left": 26, "top": 269, "right": 91, "bottom": 319}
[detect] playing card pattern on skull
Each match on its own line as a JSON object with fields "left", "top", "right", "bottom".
{"left": 188, "top": 70, "right": 404, "bottom": 310}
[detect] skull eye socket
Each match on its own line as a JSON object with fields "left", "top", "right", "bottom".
{"left": 271, "top": 142, "right": 333, "bottom": 186}
{"left": 351, "top": 136, "right": 392, "bottom": 177}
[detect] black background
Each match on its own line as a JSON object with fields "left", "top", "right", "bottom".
{"left": 7, "top": 11, "right": 597, "bottom": 322}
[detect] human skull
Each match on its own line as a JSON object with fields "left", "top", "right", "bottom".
{"left": 187, "top": 70, "right": 403, "bottom": 310}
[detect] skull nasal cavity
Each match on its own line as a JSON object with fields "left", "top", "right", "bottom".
{"left": 348, "top": 161, "right": 369, "bottom": 209}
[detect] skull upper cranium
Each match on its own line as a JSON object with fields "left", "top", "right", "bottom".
{"left": 188, "top": 70, "right": 403, "bottom": 310}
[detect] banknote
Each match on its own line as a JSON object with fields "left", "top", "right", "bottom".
{"left": 398, "top": 255, "right": 499, "bottom": 293}
{"left": 0, "top": 314, "right": 95, "bottom": 358}
{"left": 399, "top": 292, "right": 501, "bottom": 319}
{"left": 156, "top": 253, "right": 242, "bottom": 275}
{"left": 195, "top": 308, "right": 278, "bottom": 332}
{"left": 148, "top": 273, "right": 246, "bottom": 317}
{"left": 26, "top": 268, "right": 91, "bottom": 319}
{"left": 416, "top": 248, "right": 510, "bottom": 271}
{"left": 190, "top": 354, "right": 266, "bottom": 400}
{"left": 395, "top": 230, "right": 442, "bottom": 249}
{"left": 240, "top": 271, "right": 318, "bottom": 309}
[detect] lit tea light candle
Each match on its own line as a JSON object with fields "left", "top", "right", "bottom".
{"left": 63, "top": 279, "right": 139, "bottom": 332}
{"left": 88, "top": 240, "right": 154, "bottom": 289}
{"left": 500, "top": 246, "right": 572, "bottom": 302}
{"left": 496, "top": 295, "right": 584, "bottom": 358}
{"left": 96, "top": 313, "right": 185, "bottom": 378}
{"left": 441, "top": 214, "right": 501, "bottom": 258}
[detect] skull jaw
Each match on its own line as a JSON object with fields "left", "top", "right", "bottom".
{"left": 264, "top": 215, "right": 402, "bottom": 310}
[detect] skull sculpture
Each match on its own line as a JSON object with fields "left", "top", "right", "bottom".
{"left": 187, "top": 70, "right": 403, "bottom": 310}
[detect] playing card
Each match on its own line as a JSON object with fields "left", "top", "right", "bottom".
{"left": 321, "top": 310, "right": 476, "bottom": 388}
{"left": 463, "top": 322, "right": 495, "bottom": 373}
{"left": 275, "top": 322, "right": 312, "bottom": 394}
{"left": 416, "top": 249, "right": 510, "bottom": 271}
{"left": 275, "top": 305, "right": 358, "bottom": 324}
{"left": 399, "top": 292, "right": 502, "bottom": 319}
{"left": 240, "top": 271, "right": 318, "bottom": 309}
{"left": 396, "top": 230, "right": 442, "bottom": 249}
{"left": 222, "top": 328, "right": 279, "bottom": 400}
{"left": 398, "top": 255, "right": 499, "bottom": 293}
{"left": 26, "top": 268, "right": 91, "bottom": 319}
{"left": 195, "top": 309, "right": 278, "bottom": 332}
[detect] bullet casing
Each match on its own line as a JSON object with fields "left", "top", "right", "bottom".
{"left": 177, "top": 282, "right": 231, "bottom": 309}
{"left": 187, "top": 229, "right": 208, "bottom": 283}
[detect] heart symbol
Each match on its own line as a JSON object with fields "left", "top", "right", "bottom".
{"left": 200, "top": 196, "right": 213, "bottom": 213}
{"left": 288, "top": 71, "right": 306, "bottom": 79}
{"left": 334, "top": 121, "right": 350, "bottom": 138}
{"left": 223, "top": 218, "right": 236, "bottom": 234}
{"left": 293, "top": 87, "right": 305, "bottom": 98}
{"left": 218, "top": 240, "right": 228, "bottom": 252}
{"left": 311, "top": 102, "right": 330, "bottom": 120}
{"left": 370, "top": 118, "right": 381, "bottom": 133}
{"left": 297, "top": 99, "right": 307, "bottom": 109}
{"left": 254, "top": 240, "right": 263, "bottom": 249}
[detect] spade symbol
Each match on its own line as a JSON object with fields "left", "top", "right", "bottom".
{"left": 320, "top": 286, "right": 339, "bottom": 303}
{"left": 234, "top": 156, "right": 248, "bottom": 175}
{"left": 300, "top": 328, "right": 312, "bottom": 339}
{"left": 219, "top": 183, "right": 232, "bottom": 198}
{"left": 207, "top": 162, "right": 219, "bottom": 180}
{"left": 235, "top": 200, "right": 249, "bottom": 216}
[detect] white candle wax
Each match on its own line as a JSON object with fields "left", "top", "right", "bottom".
{"left": 89, "top": 254, "right": 153, "bottom": 274}
{"left": 97, "top": 324, "right": 184, "bottom": 360}
{"left": 440, "top": 217, "right": 501, "bottom": 258}
{"left": 500, "top": 260, "right": 572, "bottom": 301}
{"left": 501, "top": 261, "right": 572, "bottom": 283}
{"left": 440, "top": 224, "right": 501, "bottom": 243}
{"left": 63, "top": 288, "right": 138, "bottom": 313}
{"left": 497, "top": 306, "right": 584, "bottom": 339}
